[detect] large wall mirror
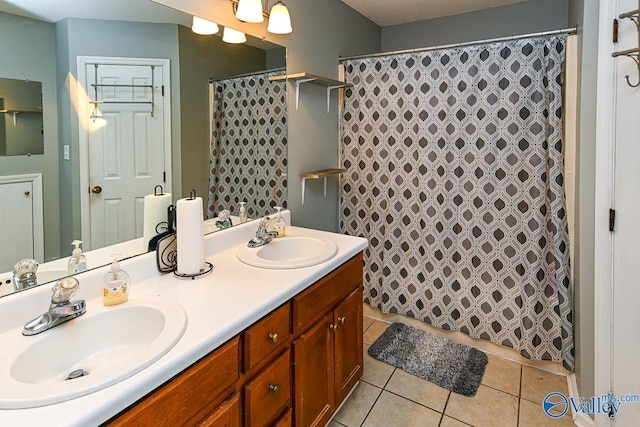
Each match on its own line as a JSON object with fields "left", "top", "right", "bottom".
{"left": 0, "top": 0, "right": 287, "bottom": 297}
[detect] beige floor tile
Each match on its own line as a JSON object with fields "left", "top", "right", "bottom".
{"left": 327, "top": 421, "right": 347, "bottom": 427}
{"left": 519, "top": 398, "right": 575, "bottom": 426}
{"left": 384, "top": 369, "right": 450, "bottom": 412}
{"left": 363, "top": 316, "right": 375, "bottom": 333}
{"left": 445, "top": 384, "right": 518, "bottom": 427}
{"left": 481, "top": 353, "right": 522, "bottom": 396}
{"left": 333, "top": 381, "right": 382, "bottom": 427}
{"left": 363, "top": 320, "right": 391, "bottom": 345}
{"left": 361, "top": 390, "right": 441, "bottom": 427}
{"left": 520, "top": 365, "right": 569, "bottom": 405}
{"left": 362, "top": 344, "right": 395, "bottom": 388}
{"left": 439, "top": 416, "right": 473, "bottom": 427}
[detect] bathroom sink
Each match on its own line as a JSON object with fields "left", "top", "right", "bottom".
{"left": 237, "top": 233, "right": 338, "bottom": 269}
{"left": 0, "top": 296, "right": 187, "bottom": 409}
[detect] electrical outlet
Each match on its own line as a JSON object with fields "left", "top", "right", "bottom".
{"left": 63, "top": 145, "right": 70, "bottom": 160}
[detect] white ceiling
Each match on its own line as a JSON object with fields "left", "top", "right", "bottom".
{"left": 0, "top": 0, "right": 191, "bottom": 25}
{"left": 339, "top": 0, "right": 528, "bottom": 27}
{"left": 1, "top": 0, "right": 530, "bottom": 28}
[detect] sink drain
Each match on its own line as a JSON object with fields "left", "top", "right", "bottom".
{"left": 66, "top": 369, "right": 89, "bottom": 380}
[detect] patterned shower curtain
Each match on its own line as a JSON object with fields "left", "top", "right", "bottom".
{"left": 341, "top": 36, "right": 574, "bottom": 370}
{"left": 208, "top": 69, "right": 287, "bottom": 219}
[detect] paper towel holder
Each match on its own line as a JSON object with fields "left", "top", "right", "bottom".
{"left": 154, "top": 185, "right": 166, "bottom": 196}
{"left": 174, "top": 262, "right": 213, "bottom": 280}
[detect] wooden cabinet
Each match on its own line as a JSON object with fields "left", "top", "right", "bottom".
{"left": 108, "top": 337, "right": 240, "bottom": 427}
{"left": 108, "top": 253, "right": 363, "bottom": 427}
{"left": 292, "top": 286, "right": 363, "bottom": 427}
{"left": 291, "top": 254, "right": 364, "bottom": 426}
{"left": 292, "top": 314, "right": 335, "bottom": 427}
{"left": 333, "top": 287, "right": 364, "bottom": 404}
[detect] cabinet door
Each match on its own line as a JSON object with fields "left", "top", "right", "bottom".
{"left": 333, "top": 287, "right": 364, "bottom": 404}
{"left": 292, "top": 314, "right": 334, "bottom": 427}
{"left": 199, "top": 392, "right": 241, "bottom": 427}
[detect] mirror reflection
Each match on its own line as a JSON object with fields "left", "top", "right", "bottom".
{"left": 0, "top": 0, "right": 287, "bottom": 297}
{"left": 0, "top": 77, "right": 44, "bottom": 156}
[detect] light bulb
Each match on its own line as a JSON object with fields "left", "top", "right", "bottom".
{"left": 222, "top": 27, "right": 247, "bottom": 44}
{"left": 191, "top": 16, "right": 219, "bottom": 35}
{"left": 235, "top": 0, "right": 264, "bottom": 23}
{"left": 267, "top": 1, "right": 292, "bottom": 34}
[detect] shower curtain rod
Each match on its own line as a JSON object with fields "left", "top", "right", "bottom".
{"left": 209, "top": 67, "right": 286, "bottom": 83}
{"left": 338, "top": 26, "right": 577, "bottom": 62}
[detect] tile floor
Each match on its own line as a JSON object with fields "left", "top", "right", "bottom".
{"left": 327, "top": 309, "right": 575, "bottom": 427}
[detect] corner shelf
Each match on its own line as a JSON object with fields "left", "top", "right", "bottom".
{"left": 300, "top": 168, "right": 346, "bottom": 205}
{"left": 269, "top": 72, "right": 353, "bottom": 113}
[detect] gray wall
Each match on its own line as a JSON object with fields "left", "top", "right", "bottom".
{"left": 382, "top": 0, "right": 570, "bottom": 51}
{"left": 55, "top": 18, "right": 181, "bottom": 254}
{"left": 0, "top": 12, "right": 61, "bottom": 262}
{"left": 177, "top": 25, "right": 274, "bottom": 209}
{"left": 569, "top": 0, "right": 598, "bottom": 401}
{"left": 152, "top": 0, "right": 381, "bottom": 232}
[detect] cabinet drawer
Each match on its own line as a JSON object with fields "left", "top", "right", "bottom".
{"left": 244, "top": 303, "right": 291, "bottom": 371}
{"left": 273, "top": 409, "right": 293, "bottom": 427}
{"left": 109, "top": 337, "right": 240, "bottom": 426}
{"left": 198, "top": 392, "right": 241, "bottom": 427}
{"left": 244, "top": 349, "right": 291, "bottom": 427}
{"left": 293, "top": 253, "right": 363, "bottom": 334}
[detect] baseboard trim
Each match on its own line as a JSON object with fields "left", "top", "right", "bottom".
{"left": 568, "top": 373, "right": 596, "bottom": 426}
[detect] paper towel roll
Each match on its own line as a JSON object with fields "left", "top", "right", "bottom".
{"left": 143, "top": 192, "right": 172, "bottom": 250}
{"left": 176, "top": 196, "right": 205, "bottom": 275}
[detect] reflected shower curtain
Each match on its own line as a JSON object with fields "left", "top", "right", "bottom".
{"left": 341, "top": 36, "right": 574, "bottom": 369}
{"left": 208, "top": 69, "right": 287, "bottom": 219}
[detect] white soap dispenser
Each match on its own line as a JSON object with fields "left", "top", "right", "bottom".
{"left": 103, "top": 254, "right": 130, "bottom": 306}
{"left": 239, "top": 201, "right": 247, "bottom": 223}
{"left": 67, "top": 240, "right": 88, "bottom": 274}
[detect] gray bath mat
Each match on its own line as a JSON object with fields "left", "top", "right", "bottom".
{"left": 368, "top": 322, "right": 488, "bottom": 396}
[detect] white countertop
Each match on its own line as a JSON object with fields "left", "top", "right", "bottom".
{"left": 0, "top": 213, "right": 367, "bottom": 426}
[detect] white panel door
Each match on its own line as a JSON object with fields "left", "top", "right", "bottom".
{"left": 612, "top": 0, "right": 640, "bottom": 424}
{"left": 0, "top": 181, "right": 33, "bottom": 271}
{"left": 85, "top": 62, "right": 167, "bottom": 249}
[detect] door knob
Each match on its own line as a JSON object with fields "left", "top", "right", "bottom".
{"left": 91, "top": 186, "right": 103, "bottom": 194}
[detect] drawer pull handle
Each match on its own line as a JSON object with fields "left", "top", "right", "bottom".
{"left": 268, "top": 384, "right": 280, "bottom": 395}
{"left": 330, "top": 323, "right": 339, "bottom": 332}
{"left": 338, "top": 316, "right": 346, "bottom": 325}
{"left": 268, "top": 332, "right": 279, "bottom": 343}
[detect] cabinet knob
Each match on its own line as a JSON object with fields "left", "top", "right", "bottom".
{"left": 330, "top": 323, "right": 339, "bottom": 332}
{"left": 268, "top": 332, "right": 279, "bottom": 343}
{"left": 338, "top": 316, "right": 346, "bottom": 325}
{"left": 24, "top": 191, "right": 30, "bottom": 196}
{"left": 268, "top": 384, "right": 280, "bottom": 395}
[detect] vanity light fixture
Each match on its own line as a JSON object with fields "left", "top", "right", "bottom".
{"left": 191, "top": 16, "right": 220, "bottom": 35}
{"left": 222, "top": 27, "right": 247, "bottom": 44}
{"left": 232, "top": 0, "right": 292, "bottom": 34}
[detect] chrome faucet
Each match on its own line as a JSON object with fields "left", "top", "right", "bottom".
{"left": 13, "top": 259, "right": 39, "bottom": 291}
{"left": 22, "top": 277, "right": 86, "bottom": 336}
{"left": 247, "top": 217, "right": 278, "bottom": 248}
{"left": 215, "top": 209, "right": 234, "bottom": 230}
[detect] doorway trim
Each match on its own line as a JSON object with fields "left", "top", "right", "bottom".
{"left": 76, "top": 56, "right": 172, "bottom": 249}
{"left": 594, "top": 0, "right": 617, "bottom": 425}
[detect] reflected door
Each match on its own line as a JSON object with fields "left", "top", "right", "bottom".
{"left": 83, "top": 60, "right": 169, "bottom": 250}
{"left": 0, "top": 180, "right": 34, "bottom": 271}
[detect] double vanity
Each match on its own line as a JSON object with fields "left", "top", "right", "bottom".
{"left": 0, "top": 212, "right": 367, "bottom": 426}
